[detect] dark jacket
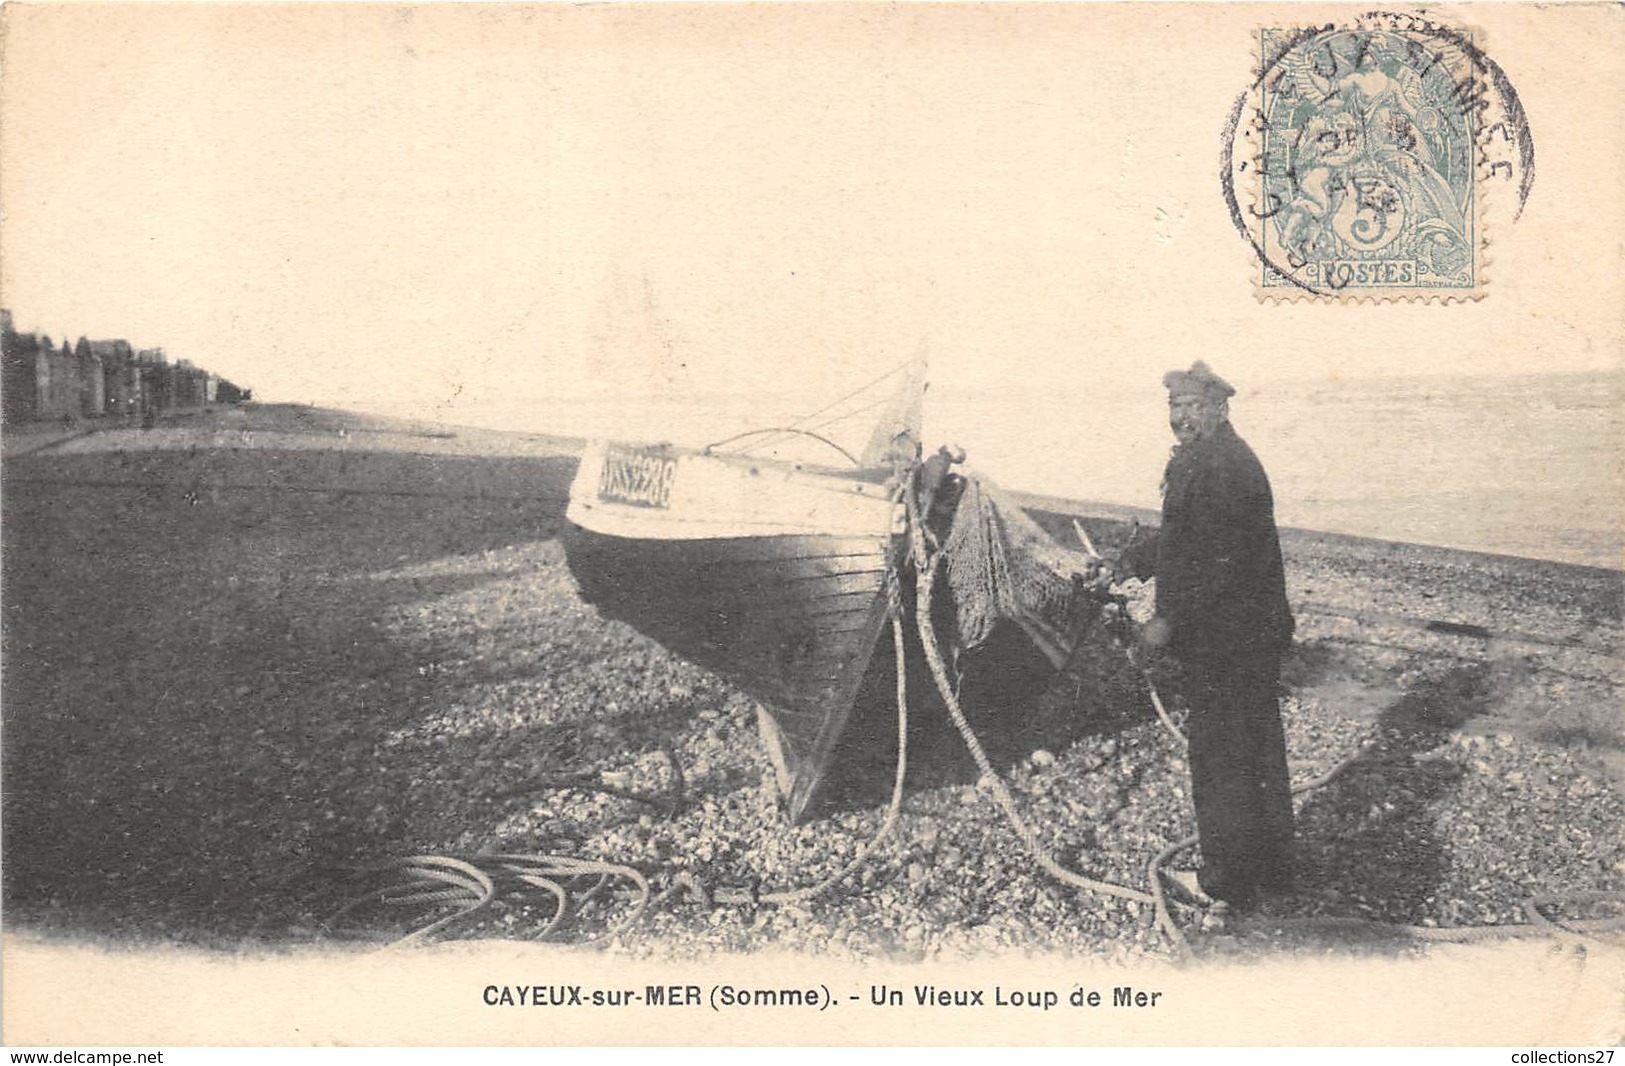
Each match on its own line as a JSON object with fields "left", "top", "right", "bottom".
{"left": 1125, "top": 422, "right": 1294, "bottom": 660}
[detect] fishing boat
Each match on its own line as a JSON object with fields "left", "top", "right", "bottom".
{"left": 563, "top": 362, "right": 1108, "bottom": 821}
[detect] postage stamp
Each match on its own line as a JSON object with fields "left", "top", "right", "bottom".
{"left": 1222, "top": 12, "right": 1535, "bottom": 301}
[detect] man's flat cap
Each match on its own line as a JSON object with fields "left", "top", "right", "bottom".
{"left": 1163, "top": 360, "right": 1236, "bottom": 399}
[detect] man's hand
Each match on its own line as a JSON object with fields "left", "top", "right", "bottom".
{"left": 1138, "top": 615, "right": 1173, "bottom": 658}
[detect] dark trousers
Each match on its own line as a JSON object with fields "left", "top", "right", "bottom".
{"left": 1181, "top": 651, "right": 1294, "bottom": 905}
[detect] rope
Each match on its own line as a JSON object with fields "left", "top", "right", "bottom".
{"left": 702, "top": 427, "right": 861, "bottom": 466}
{"left": 732, "top": 359, "right": 918, "bottom": 457}
{"left": 903, "top": 482, "right": 1155, "bottom": 908}
{"left": 324, "top": 855, "right": 497, "bottom": 946}
{"left": 327, "top": 853, "right": 655, "bottom": 947}
{"left": 1148, "top": 834, "right": 1199, "bottom": 958}
{"left": 713, "top": 589, "right": 912, "bottom": 907}
{"left": 801, "top": 392, "right": 902, "bottom": 436}
{"left": 1141, "top": 666, "right": 1189, "bottom": 751}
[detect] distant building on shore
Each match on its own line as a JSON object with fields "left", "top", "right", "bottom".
{"left": 171, "top": 358, "right": 208, "bottom": 411}
{"left": 2, "top": 308, "right": 250, "bottom": 425}
{"left": 2, "top": 312, "right": 80, "bottom": 423}
{"left": 135, "top": 347, "right": 169, "bottom": 418}
{"left": 71, "top": 338, "right": 106, "bottom": 417}
{"left": 215, "top": 378, "right": 252, "bottom": 404}
{"left": 90, "top": 339, "right": 139, "bottom": 417}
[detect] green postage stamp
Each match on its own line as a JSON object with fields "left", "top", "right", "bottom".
{"left": 1223, "top": 11, "right": 1533, "bottom": 301}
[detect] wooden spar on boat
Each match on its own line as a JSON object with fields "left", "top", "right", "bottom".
{"left": 562, "top": 363, "right": 926, "bottom": 822}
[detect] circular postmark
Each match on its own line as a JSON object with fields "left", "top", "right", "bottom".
{"left": 1222, "top": 11, "right": 1534, "bottom": 298}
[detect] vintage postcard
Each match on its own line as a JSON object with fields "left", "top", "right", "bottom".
{"left": 2, "top": 2, "right": 1622, "bottom": 1051}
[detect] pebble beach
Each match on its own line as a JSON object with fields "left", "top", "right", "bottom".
{"left": 4, "top": 403, "right": 1622, "bottom": 971}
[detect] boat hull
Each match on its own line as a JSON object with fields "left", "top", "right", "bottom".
{"left": 564, "top": 442, "right": 904, "bottom": 820}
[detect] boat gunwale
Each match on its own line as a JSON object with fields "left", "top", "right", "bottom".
{"left": 584, "top": 437, "right": 900, "bottom": 487}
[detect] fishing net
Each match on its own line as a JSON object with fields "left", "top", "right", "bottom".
{"left": 940, "top": 474, "right": 1104, "bottom": 668}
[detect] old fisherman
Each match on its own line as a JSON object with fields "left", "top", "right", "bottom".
{"left": 1118, "top": 361, "right": 1296, "bottom": 911}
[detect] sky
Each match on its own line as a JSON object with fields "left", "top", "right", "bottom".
{"left": 2, "top": 3, "right": 1621, "bottom": 509}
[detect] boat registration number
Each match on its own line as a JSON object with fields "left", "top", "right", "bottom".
{"left": 598, "top": 446, "right": 677, "bottom": 509}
